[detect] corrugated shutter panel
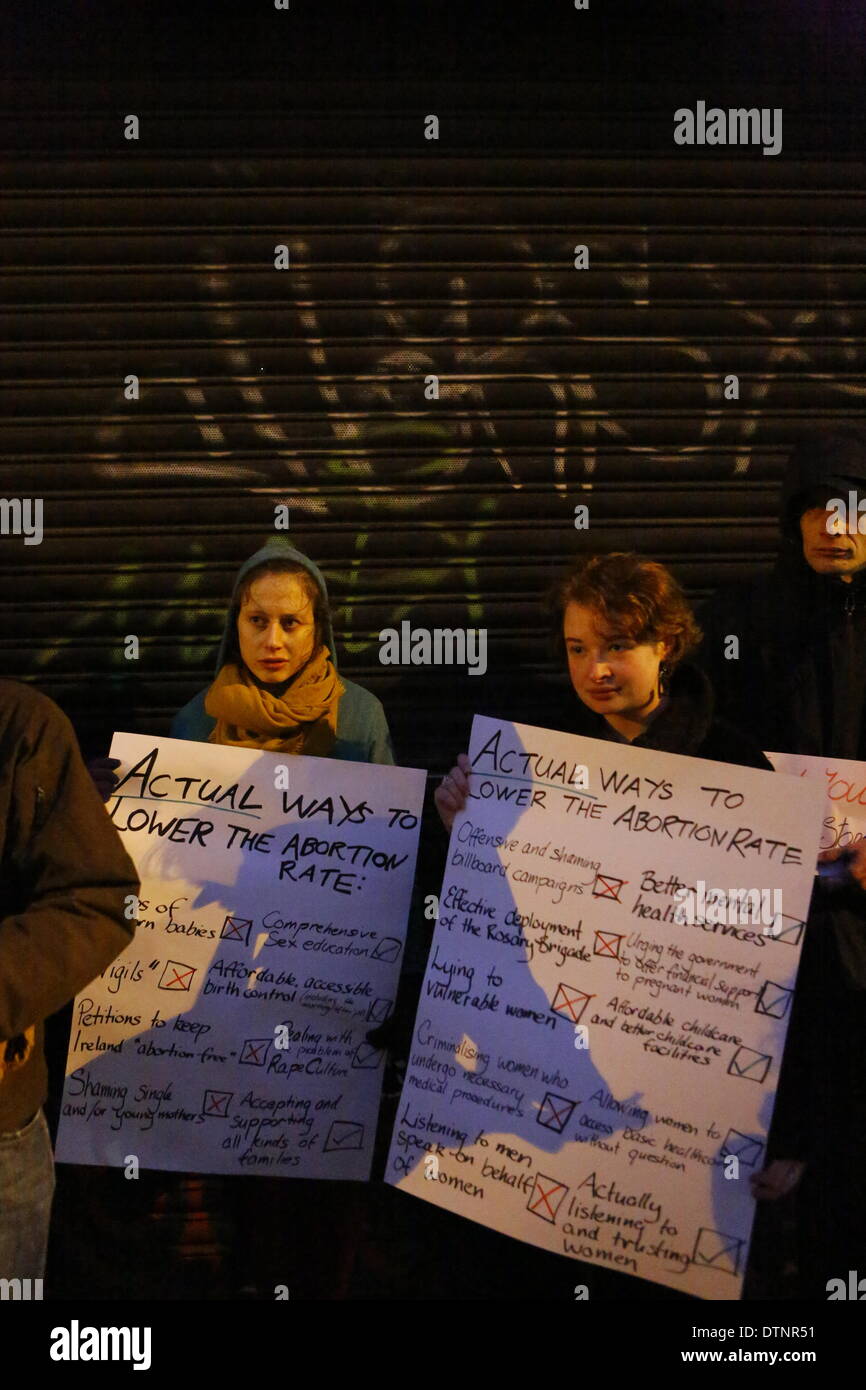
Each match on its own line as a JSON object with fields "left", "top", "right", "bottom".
{"left": 1, "top": 82, "right": 864, "bottom": 775}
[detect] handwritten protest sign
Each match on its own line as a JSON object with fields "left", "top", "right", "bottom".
{"left": 766, "top": 750, "right": 866, "bottom": 851}
{"left": 386, "top": 716, "right": 824, "bottom": 1298}
{"left": 56, "top": 733, "right": 425, "bottom": 1180}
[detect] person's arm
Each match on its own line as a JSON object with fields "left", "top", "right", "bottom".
{"left": 0, "top": 695, "right": 139, "bottom": 1040}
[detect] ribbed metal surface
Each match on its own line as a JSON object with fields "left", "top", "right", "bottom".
{"left": 1, "top": 89, "right": 863, "bottom": 765}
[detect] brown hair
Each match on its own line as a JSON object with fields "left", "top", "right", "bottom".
{"left": 225, "top": 560, "right": 330, "bottom": 666}
{"left": 549, "top": 552, "right": 702, "bottom": 667}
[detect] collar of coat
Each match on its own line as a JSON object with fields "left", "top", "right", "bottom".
{"left": 554, "top": 661, "right": 715, "bottom": 757}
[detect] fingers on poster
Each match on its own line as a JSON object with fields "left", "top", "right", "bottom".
{"left": 592, "top": 869, "right": 627, "bottom": 902}
{"left": 550, "top": 982, "right": 594, "bottom": 1024}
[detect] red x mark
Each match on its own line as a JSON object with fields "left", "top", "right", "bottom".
{"left": 551, "top": 982, "right": 594, "bottom": 1024}
{"left": 594, "top": 930, "right": 624, "bottom": 959}
{"left": 203, "top": 1090, "right": 232, "bottom": 1117}
{"left": 528, "top": 1174, "right": 568, "bottom": 1223}
{"left": 160, "top": 960, "right": 196, "bottom": 990}
{"left": 593, "top": 872, "right": 626, "bottom": 901}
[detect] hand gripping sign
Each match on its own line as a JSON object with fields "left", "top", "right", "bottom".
{"left": 56, "top": 733, "right": 425, "bottom": 1181}
{"left": 387, "top": 716, "right": 824, "bottom": 1299}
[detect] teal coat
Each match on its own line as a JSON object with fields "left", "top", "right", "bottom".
{"left": 171, "top": 539, "right": 395, "bottom": 766}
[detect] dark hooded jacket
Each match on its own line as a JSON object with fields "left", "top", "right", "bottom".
{"left": 698, "top": 432, "right": 866, "bottom": 1168}
{"left": 698, "top": 431, "right": 866, "bottom": 991}
{"left": 699, "top": 431, "right": 866, "bottom": 765}
{"left": 171, "top": 540, "right": 394, "bottom": 765}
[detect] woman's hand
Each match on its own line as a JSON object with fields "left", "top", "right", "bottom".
{"left": 749, "top": 1158, "right": 806, "bottom": 1201}
{"left": 818, "top": 842, "right": 866, "bottom": 890}
{"left": 434, "top": 753, "right": 472, "bottom": 832}
{"left": 87, "top": 756, "right": 121, "bottom": 803}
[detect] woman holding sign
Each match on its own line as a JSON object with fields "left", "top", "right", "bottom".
{"left": 90, "top": 538, "right": 397, "bottom": 1299}
{"left": 433, "top": 553, "right": 806, "bottom": 1298}
{"left": 175, "top": 537, "right": 396, "bottom": 1299}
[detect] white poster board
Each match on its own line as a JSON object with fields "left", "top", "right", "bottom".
{"left": 766, "top": 749, "right": 866, "bottom": 850}
{"left": 386, "top": 716, "right": 824, "bottom": 1298}
{"left": 56, "top": 733, "right": 425, "bottom": 1180}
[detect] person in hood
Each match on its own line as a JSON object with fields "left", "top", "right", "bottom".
{"left": 699, "top": 429, "right": 866, "bottom": 762}
{"left": 88, "top": 540, "right": 396, "bottom": 1299}
{"left": 171, "top": 538, "right": 394, "bottom": 763}
{"left": 174, "top": 539, "right": 395, "bottom": 1297}
{"left": 432, "top": 552, "right": 787, "bottom": 1301}
{"left": 698, "top": 430, "right": 866, "bottom": 1297}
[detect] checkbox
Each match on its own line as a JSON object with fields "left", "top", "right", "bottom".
{"left": 367, "top": 997, "right": 393, "bottom": 1024}
{"left": 536, "top": 1092, "right": 577, "bottom": 1134}
{"left": 692, "top": 1225, "right": 745, "bottom": 1275}
{"left": 370, "top": 937, "right": 402, "bottom": 963}
{"left": 352, "top": 1041, "right": 385, "bottom": 1069}
{"left": 550, "top": 982, "right": 594, "bottom": 1024}
{"left": 527, "top": 1173, "right": 568, "bottom": 1223}
{"left": 593, "top": 930, "right": 624, "bottom": 960}
{"left": 727, "top": 1046, "right": 772, "bottom": 1085}
{"left": 201, "top": 1089, "right": 233, "bottom": 1118}
{"left": 324, "top": 1120, "right": 365, "bottom": 1152}
{"left": 755, "top": 980, "right": 794, "bottom": 1019}
{"left": 239, "top": 1038, "right": 272, "bottom": 1067}
{"left": 159, "top": 960, "right": 196, "bottom": 991}
{"left": 720, "top": 1129, "right": 764, "bottom": 1169}
{"left": 220, "top": 915, "right": 252, "bottom": 945}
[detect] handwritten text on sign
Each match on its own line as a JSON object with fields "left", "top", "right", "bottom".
{"left": 56, "top": 734, "right": 425, "bottom": 1180}
{"left": 386, "top": 717, "right": 824, "bottom": 1299}
{"left": 766, "top": 749, "right": 866, "bottom": 852}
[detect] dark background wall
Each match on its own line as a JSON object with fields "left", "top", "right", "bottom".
{"left": 1, "top": 0, "right": 863, "bottom": 1298}
{"left": 1, "top": 1, "right": 864, "bottom": 776}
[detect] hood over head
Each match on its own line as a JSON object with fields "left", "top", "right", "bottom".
{"left": 779, "top": 430, "right": 866, "bottom": 544}
{"left": 213, "top": 538, "right": 337, "bottom": 676}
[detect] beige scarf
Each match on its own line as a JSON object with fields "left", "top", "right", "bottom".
{"left": 204, "top": 649, "right": 344, "bottom": 756}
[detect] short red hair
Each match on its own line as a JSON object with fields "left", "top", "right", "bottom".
{"left": 549, "top": 552, "right": 702, "bottom": 667}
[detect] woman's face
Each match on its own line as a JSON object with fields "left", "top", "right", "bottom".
{"left": 237, "top": 573, "right": 318, "bottom": 686}
{"left": 563, "top": 602, "right": 667, "bottom": 733}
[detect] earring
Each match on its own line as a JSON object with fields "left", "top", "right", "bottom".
{"left": 659, "top": 661, "right": 670, "bottom": 694}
